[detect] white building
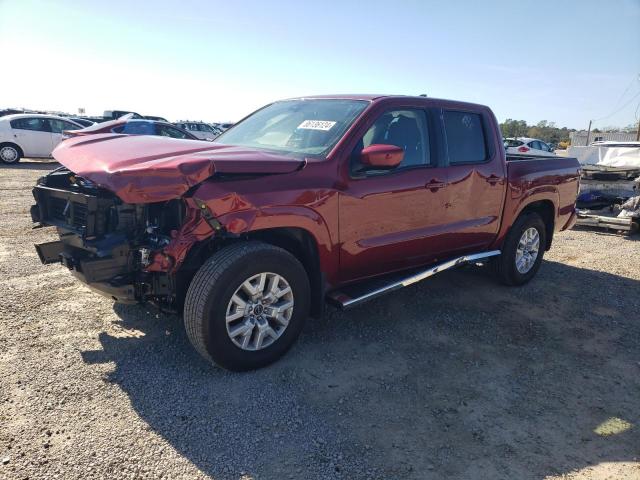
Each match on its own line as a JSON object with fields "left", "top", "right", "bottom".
{"left": 570, "top": 130, "right": 636, "bottom": 146}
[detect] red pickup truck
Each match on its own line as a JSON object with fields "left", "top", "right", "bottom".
{"left": 32, "top": 95, "right": 580, "bottom": 370}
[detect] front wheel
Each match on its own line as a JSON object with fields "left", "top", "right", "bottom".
{"left": 491, "top": 212, "right": 547, "bottom": 286}
{"left": 183, "top": 241, "right": 310, "bottom": 371}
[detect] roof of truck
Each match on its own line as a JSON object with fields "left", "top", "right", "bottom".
{"left": 285, "top": 94, "right": 489, "bottom": 109}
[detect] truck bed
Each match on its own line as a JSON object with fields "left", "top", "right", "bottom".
{"left": 489, "top": 154, "right": 581, "bottom": 249}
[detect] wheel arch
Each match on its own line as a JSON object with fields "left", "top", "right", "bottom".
{"left": 245, "top": 227, "right": 324, "bottom": 317}
{"left": 181, "top": 226, "right": 326, "bottom": 318}
{"left": 517, "top": 199, "right": 555, "bottom": 250}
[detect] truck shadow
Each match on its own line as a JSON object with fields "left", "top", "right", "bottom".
{"left": 83, "top": 260, "right": 640, "bottom": 480}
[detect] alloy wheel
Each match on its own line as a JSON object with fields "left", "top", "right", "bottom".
{"left": 515, "top": 227, "right": 540, "bottom": 274}
{"left": 225, "top": 272, "right": 294, "bottom": 351}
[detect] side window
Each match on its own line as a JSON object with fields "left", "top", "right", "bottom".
{"left": 353, "top": 109, "right": 430, "bottom": 173}
{"left": 443, "top": 111, "right": 487, "bottom": 164}
{"left": 49, "top": 119, "right": 81, "bottom": 133}
{"left": 158, "top": 125, "right": 189, "bottom": 139}
{"left": 530, "top": 141, "right": 542, "bottom": 150}
{"left": 10, "top": 117, "right": 50, "bottom": 132}
{"left": 115, "top": 122, "right": 155, "bottom": 135}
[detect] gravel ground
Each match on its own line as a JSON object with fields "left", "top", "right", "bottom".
{"left": 1, "top": 161, "right": 639, "bottom": 480}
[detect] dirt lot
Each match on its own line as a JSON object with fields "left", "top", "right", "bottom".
{"left": 1, "top": 161, "right": 639, "bottom": 480}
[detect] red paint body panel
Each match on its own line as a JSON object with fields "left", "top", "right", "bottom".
{"left": 489, "top": 157, "right": 581, "bottom": 250}
{"left": 52, "top": 134, "right": 305, "bottom": 203}
{"left": 50, "top": 95, "right": 580, "bottom": 291}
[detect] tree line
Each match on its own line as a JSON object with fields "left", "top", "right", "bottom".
{"left": 499, "top": 119, "right": 576, "bottom": 146}
{"left": 499, "top": 119, "right": 637, "bottom": 147}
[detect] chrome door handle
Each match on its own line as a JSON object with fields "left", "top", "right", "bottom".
{"left": 425, "top": 181, "right": 447, "bottom": 191}
{"left": 486, "top": 175, "right": 500, "bottom": 185}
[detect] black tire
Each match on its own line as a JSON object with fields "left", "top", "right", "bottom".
{"left": 183, "top": 241, "right": 310, "bottom": 371}
{"left": 0, "top": 143, "right": 22, "bottom": 164}
{"left": 491, "top": 212, "right": 547, "bottom": 286}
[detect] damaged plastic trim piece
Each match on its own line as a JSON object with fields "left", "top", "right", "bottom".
{"left": 144, "top": 199, "right": 217, "bottom": 274}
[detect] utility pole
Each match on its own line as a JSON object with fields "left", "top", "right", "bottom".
{"left": 585, "top": 120, "right": 592, "bottom": 146}
{"left": 636, "top": 117, "right": 640, "bottom": 141}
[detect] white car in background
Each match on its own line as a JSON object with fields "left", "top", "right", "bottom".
{"left": 504, "top": 137, "right": 556, "bottom": 156}
{"left": 0, "top": 114, "right": 83, "bottom": 164}
{"left": 174, "top": 121, "right": 221, "bottom": 141}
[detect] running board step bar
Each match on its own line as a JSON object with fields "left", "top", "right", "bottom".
{"left": 327, "top": 250, "right": 501, "bottom": 309}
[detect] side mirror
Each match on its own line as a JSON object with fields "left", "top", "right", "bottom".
{"left": 360, "top": 144, "right": 404, "bottom": 169}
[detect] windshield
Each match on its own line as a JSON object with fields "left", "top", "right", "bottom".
{"left": 215, "top": 99, "right": 369, "bottom": 156}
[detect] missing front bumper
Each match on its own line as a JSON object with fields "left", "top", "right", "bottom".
{"left": 35, "top": 240, "right": 64, "bottom": 264}
{"left": 35, "top": 240, "right": 138, "bottom": 304}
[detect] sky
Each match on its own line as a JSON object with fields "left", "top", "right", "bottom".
{"left": 1, "top": 0, "right": 639, "bottom": 129}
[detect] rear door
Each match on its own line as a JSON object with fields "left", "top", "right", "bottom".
{"left": 338, "top": 106, "right": 450, "bottom": 281}
{"left": 10, "top": 117, "right": 52, "bottom": 157}
{"left": 526, "top": 140, "right": 552, "bottom": 156}
{"left": 536, "top": 141, "right": 555, "bottom": 156}
{"left": 439, "top": 109, "right": 507, "bottom": 253}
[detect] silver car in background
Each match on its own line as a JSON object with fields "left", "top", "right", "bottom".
{"left": 174, "top": 121, "right": 222, "bottom": 141}
{"left": 504, "top": 137, "right": 556, "bottom": 156}
{"left": 0, "top": 114, "right": 83, "bottom": 164}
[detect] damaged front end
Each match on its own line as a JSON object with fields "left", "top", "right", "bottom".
{"left": 32, "top": 167, "right": 216, "bottom": 308}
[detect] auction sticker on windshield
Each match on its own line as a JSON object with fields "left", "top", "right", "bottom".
{"left": 297, "top": 120, "right": 337, "bottom": 131}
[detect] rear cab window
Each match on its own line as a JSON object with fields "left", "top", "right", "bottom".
{"left": 442, "top": 110, "right": 488, "bottom": 164}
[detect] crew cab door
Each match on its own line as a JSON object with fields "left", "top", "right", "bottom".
{"left": 338, "top": 107, "right": 450, "bottom": 281}
{"left": 439, "top": 109, "right": 507, "bottom": 253}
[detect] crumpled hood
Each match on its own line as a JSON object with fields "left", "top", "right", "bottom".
{"left": 52, "top": 134, "right": 306, "bottom": 203}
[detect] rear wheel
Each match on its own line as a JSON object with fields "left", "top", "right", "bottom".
{"left": 183, "top": 241, "right": 310, "bottom": 371}
{"left": 492, "top": 212, "right": 547, "bottom": 286}
{"left": 0, "top": 143, "right": 22, "bottom": 164}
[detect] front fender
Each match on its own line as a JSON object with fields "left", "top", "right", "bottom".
{"left": 216, "top": 205, "right": 339, "bottom": 283}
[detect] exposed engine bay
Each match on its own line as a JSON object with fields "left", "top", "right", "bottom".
{"left": 31, "top": 167, "right": 192, "bottom": 307}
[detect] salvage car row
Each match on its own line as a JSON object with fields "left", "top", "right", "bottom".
{"left": 0, "top": 114, "right": 232, "bottom": 163}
